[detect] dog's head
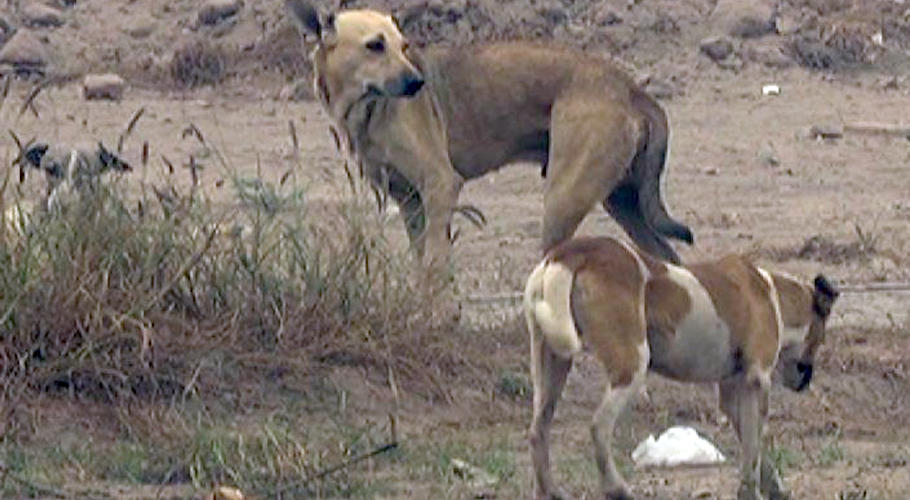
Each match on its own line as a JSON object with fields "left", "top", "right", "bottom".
{"left": 775, "top": 274, "right": 840, "bottom": 392}
{"left": 286, "top": 0, "right": 424, "bottom": 106}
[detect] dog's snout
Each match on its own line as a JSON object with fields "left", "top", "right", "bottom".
{"left": 402, "top": 75, "right": 424, "bottom": 97}
{"left": 795, "top": 362, "right": 813, "bottom": 391}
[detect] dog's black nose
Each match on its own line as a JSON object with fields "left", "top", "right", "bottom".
{"left": 795, "top": 362, "right": 813, "bottom": 391}
{"left": 402, "top": 77, "right": 424, "bottom": 96}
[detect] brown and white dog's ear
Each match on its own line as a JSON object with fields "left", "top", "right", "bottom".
{"left": 812, "top": 274, "right": 840, "bottom": 317}
{"left": 286, "top": 0, "right": 334, "bottom": 40}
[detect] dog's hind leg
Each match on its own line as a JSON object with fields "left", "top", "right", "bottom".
{"left": 542, "top": 101, "right": 638, "bottom": 255}
{"left": 588, "top": 340, "right": 648, "bottom": 500}
{"left": 528, "top": 331, "right": 573, "bottom": 500}
{"left": 571, "top": 268, "right": 649, "bottom": 500}
{"left": 719, "top": 380, "right": 790, "bottom": 500}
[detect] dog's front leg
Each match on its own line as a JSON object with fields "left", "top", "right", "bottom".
{"left": 420, "top": 168, "right": 462, "bottom": 274}
{"left": 380, "top": 102, "right": 463, "bottom": 277}
{"left": 720, "top": 378, "right": 768, "bottom": 500}
{"left": 720, "top": 380, "right": 790, "bottom": 500}
{"left": 387, "top": 171, "right": 427, "bottom": 256}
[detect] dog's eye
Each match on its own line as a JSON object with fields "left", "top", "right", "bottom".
{"left": 365, "top": 39, "right": 385, "bottom": 53}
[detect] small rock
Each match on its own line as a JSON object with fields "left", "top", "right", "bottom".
{"left": 0, "top": 29, "right": 49, "bottom": 69}
{"left": 711, "top": 0, "right": 777, "bottom": 38}
{"left": 757, "top": 142, "right": 779, "bottom": 166}
{"left": 20, "top": 2, "right": 65, "bottom": 28}
{"left": 809, "top": 124, "right": 844, "bottom": 140}
{"left": 743, "top": 44, "right": 794, "bottom": 69}
{"left": 699, "top": 36, "right": 734, "bottom": 62}
{"left": 198, "top": 0, "right": 243, "bottom": 26}
{"left": 83, "top": 73, "right": 125, "bottom": 101}
{"left": 716, "top": 56, "right": 744, "bottom": 71}
{"left": 718, "top": 211, "right": 739, "bottom": 228}
{"left": 207, "top": 486, "right": 244, "bottom": 500}
{"left": 124, "top": 21, "right": 155, "bottom": 39}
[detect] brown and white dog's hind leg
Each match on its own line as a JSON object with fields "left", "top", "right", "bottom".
{"left": 589, "top": 351, "right": 647, "bottom": 500}
{"left": 528, "top": 336, "right": 573, "bottom": 500}
{"left": 526, "top": 262, "right": 575, "bottom": 500}
{"left": 572, "top": 262, "right": 650, "bottom": 500}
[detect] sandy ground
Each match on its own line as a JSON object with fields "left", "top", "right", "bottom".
{"left": 3, "top": 61, "right": 909, "bottom": 499}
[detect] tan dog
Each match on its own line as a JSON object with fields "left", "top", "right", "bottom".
{"left": 524, "top": 236, "right": 839, "bottom": 500}
{"left": 286, "top": 1, "right": 693, "bottom": 272}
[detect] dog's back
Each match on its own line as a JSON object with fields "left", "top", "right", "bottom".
{"left": 416, "top": 42, "right": 647, "bottom": 178}
{"left": 527, "top": 236, "right": 783, "bottom": 382}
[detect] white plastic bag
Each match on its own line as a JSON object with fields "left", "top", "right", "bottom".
{"left": 631, "top": 426, "right": 726, "bottom": 468}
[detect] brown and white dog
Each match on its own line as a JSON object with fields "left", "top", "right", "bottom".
{"left": 285, "top": 1, "right": 692, "bottom": 274}
{"left": 524, "top": 237, "right": 839, "bottom": 500}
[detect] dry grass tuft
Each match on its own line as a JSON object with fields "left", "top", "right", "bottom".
{"left": 0, "top": 85, "right": 520, "bottom": 497}
{"left": 170, "top": 39, "right": 227, "bottom": 88}
{"left": 763, "top": 224, "right": 880, "bottom": 264}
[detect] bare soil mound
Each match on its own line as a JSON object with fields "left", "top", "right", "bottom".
{"left": 0, "top": 0, "right": 907, "bottom": 92}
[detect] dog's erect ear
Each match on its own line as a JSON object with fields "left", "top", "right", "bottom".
{"left": 287, "top": 0, "right": 325, "bottom": 39}
{"left": 24, "top": 143, "right": 49, "bottom": 169}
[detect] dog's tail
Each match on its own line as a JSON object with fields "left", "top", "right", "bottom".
{"left": 630, "top": 89, "right": 694, "bottom": 246}
{"left": 524, "top": 260, "right": 582, "bottom": 359}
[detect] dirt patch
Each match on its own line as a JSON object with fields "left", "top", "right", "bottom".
{"left": 766, "top": 232, "right": 878, "bottom": 264}
{"left": 781, "top": 0, "right": 910, "bottom": 70}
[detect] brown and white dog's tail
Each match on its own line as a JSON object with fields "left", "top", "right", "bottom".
{"left": 524, "top": 260, "right": 582, "bottom": 358}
